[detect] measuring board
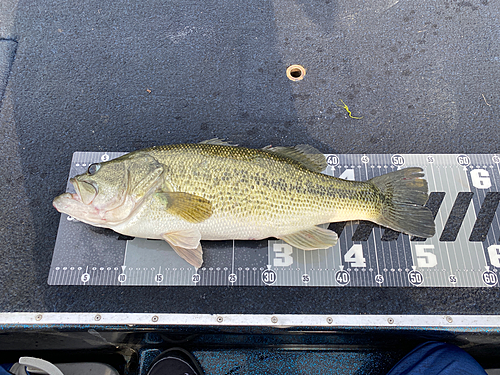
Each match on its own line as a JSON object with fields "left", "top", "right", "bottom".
{"left": 49, "top": 152, "right": 500, "bottom": 288}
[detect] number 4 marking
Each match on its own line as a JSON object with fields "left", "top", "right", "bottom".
{"left": 344, "top": 244, "right": 366, "bottom": 267}
{"left": 338, "top": 169, "right": 355, "bottom": 181}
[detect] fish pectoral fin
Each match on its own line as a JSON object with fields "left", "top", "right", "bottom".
{"left": 262, "top": 144, "right": 327, "bottom": 173}
{"left": 162, "top": 230, "right": 203, "bottom": 268}
{"left": 155, "top": 192, "right": 213, "bottom": 223}
{"left": 279, "top": 226, "right": 338, "bottom": 250}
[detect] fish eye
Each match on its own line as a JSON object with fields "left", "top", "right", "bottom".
{"left": 87, "top": 163, "right": 101, "bottom": 175}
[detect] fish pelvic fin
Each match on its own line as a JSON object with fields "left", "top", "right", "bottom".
{"left": 369, "top": 167, "right": 435, "bottom": 238}
{"left": 279, "top": 226, "right": 338, "bottom": 250}
{"left": 162, "top": 229, "right": 203, "bottom": 268}
{"left": 168, "top": 243, "right": 203, "bottom": 269}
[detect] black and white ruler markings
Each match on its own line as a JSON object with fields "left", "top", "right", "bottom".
{"left": 49, "top": 152, "right": 500, "bottom": 287}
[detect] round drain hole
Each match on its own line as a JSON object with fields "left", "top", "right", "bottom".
{"left": 286, "top": 65, "right": 306, "bottom": 81}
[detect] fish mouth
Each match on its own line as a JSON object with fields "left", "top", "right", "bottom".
{"left": 52, "top": 192, "right": 74, "bottom": 211}
{"left": 52, "top": 192, "right": 81, "bottom": 213}
{"left": 52, "top": 191, "right": 104, "bottom": 225}
{"left": 70, "top": 178, "right": 98, "bottom": 205}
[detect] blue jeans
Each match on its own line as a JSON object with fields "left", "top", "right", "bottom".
{"left": 387, "top": 341, "right": 487, "bottom": 375}
{"left": 0, "top": 364, "right": 12, "bottom": 375}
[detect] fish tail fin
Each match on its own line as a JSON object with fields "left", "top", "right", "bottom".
{"left": 369, "top": 167, "right": 435, "bottom": 238}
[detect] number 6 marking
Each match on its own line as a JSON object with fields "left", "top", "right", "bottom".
{"left": 470, "top": 169, "right": 492, "bottom": 189}
{"left": 487, "top": 245, "right": 500, "bottom": 268}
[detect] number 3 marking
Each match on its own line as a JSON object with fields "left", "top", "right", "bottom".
{"left": 273, "top": 244, "right": 293, "bottom": 267}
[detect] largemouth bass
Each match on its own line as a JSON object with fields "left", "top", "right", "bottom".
{"left": 53, "top": 140, "right": 435, "bottom": 268}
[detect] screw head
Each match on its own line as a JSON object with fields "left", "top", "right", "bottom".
{"left": 152, "top": 315, "right": 159, "bottom": 322}
{"left": 35, "top": 314, "right": 43, "bottom": 321}
{"left": 387, "top": 317, "right": 394, "bottom": 324}
{"left": 94, "top": 314, "right": 102, "bottom": 321}
{"left": 271, "top": 316, "right": 278, "bottom": 324}
{"left": 326, "top": 317, "right": 333, "bottom": 324}
{"left": 446, "top": 316, "right": 453, "bottom": 323}
{"left": 216, "top": 316, "right": 223, "bottom": 323}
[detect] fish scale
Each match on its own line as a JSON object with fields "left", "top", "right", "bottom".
{"left": 144, "top": 143, "right": 386, "bottom": 234}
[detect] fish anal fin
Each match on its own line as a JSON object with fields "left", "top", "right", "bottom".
{"left": 155, "top": 192, "right": 212, "bottom": 223}
{"left": 279, "top": 226, "right": 338, "bottom": 250}
{"left": 263, "top": 144, "right": 327, "bottom": 172}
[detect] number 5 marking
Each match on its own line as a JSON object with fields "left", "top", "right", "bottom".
{"left": 414, "top": 245, "right": 438, "bottom": 268}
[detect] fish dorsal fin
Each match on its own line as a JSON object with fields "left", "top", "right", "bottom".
{"left": 199, "top": 138, "right": 238, "bottom": 146}
{"left": 155, "top": 192, "right": 212, "bottom": 223}
{"left": 263, "top": 144, "right": 327, "bottom": 172}
{"left": 279, "top": 226, "right": 338, "bottom": 250}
